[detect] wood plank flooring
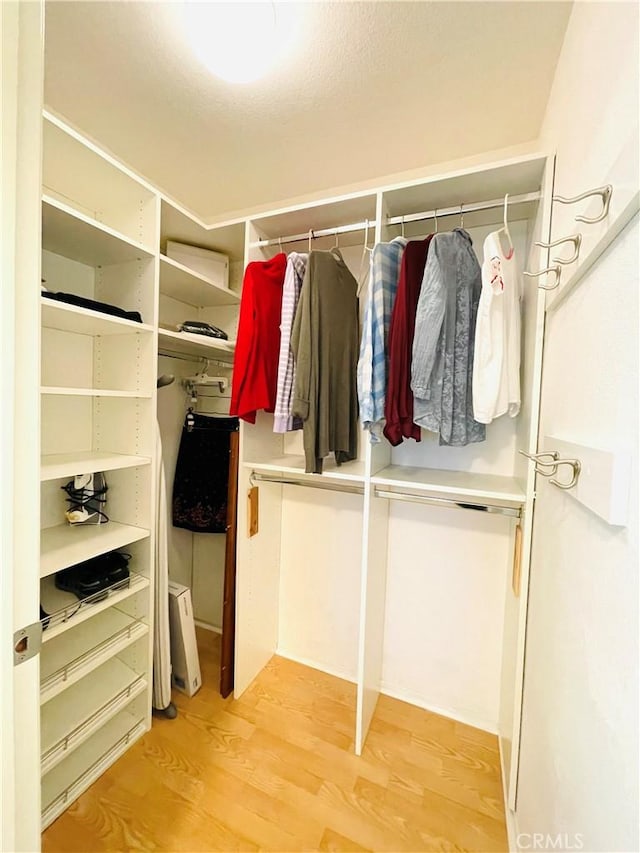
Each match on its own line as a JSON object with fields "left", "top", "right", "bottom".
{"left": 42, "top": 628, "right": 508, "bottom": 852}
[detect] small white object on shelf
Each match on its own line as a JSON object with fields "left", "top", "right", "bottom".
{"left": 166, "top": 239, "right": 229, "bottom": 289}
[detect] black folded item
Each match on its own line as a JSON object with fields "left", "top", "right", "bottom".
{"left": 55, "top": 551, "right": 131, "bottom": 602}
{"left": 43, "top": 291, "right": 143, "bottom": 324}
{"left": 178, "top": 320, "right": 228, "bottom": 340}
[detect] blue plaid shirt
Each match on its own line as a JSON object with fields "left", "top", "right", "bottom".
{"left": 357, "top": 237, "right": 407, "bottom": 442}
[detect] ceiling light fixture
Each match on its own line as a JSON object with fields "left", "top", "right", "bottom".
{"left": 180, "top": 2, "right": 302, "bottom": 84}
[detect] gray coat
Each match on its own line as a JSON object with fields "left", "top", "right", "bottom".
{"left": 411, "top": 229, "right": 485, "bottom": 446}
{"left": 291, "top": 249, "right": 360, "bottom": 473}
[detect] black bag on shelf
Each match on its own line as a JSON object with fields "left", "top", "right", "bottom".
{"left": 54, "top": 551, "right": 131, "bottom": 602}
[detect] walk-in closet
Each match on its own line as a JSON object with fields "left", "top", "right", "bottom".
{"left": 4, "top": 2, "right": 638, "bottom": 852}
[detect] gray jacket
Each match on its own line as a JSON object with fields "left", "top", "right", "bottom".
{"left": 411, "top": 229, "right": 485, "bottom": 446}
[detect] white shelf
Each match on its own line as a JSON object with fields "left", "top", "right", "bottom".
{"left": 158, "top": 327, "right": 235, "bottom": 362}
{"left": 41, "top": 451, "right": 151, "bottom": 481}
{"left": 40, "top": 386, "right": 152, "bottom": 398}
{"left": 41, "top": 656, "right": 147, "bottom": 773}
{"left": 40, "top": 522, "right": 150, "bottom": 579}
{"left": 42, "top": 195, "right": 155, "bottom": 266}
{"left": 245, "top": 456, "right": 366, "bottom": 483}
{"left": 371, "top": 465, "right": 526, "bottom": 506}
{"left": 42, "top": 708, "right": 146, "bottom": 830}
{"left": 159, "top": 255, "right": 240, "bottom": 307}
{"left": 41, "top": 298, "right": 154, "bottom": 336}
{"left": 41, "top": 571, "right": 149, "bottom": 643}
{"left": 41, "top": 610, "right": 148, "bottom": 704}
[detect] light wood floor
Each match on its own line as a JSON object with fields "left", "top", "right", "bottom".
{"left": 42, "top": 628, "right": 508, "bottom": 852}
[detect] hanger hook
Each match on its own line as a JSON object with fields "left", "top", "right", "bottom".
{"left": 434, "top": 208, "right": 438, "bottom": 234}
{"left": 334, "top": 228, "right": 339, "bottom": 249}
{"left": 503, "top": 193, "right": 510, "bottom": 229}
{"left": 278, "top": 236, "right": 283, "bottom": 252}
{"left": 460, "top": 203, "right": 464, "bottom": 229}
{"left": 400, "top": 215, "right": 405, "bottom": 238}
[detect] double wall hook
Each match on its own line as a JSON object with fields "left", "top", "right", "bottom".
{"left": 550, "top": 459, "right": 581, "bottom": 490}
{"left": 519, "top": 449, "right": 581, "bottom": 490}
{"left": 535, "top": 234, "right": 582, "bottom": 265}
{"left": 519, "top": 449, "right": 560, "bottom": 474}
{"left": 523, "top": 265, "right": 562, "bottom": 290}
{"left": 553, "top": 184, "right": 613, "bottom": 224}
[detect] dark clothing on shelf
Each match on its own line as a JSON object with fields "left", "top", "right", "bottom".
{"left": 384, "top": 236, "right": 433, "bottom": 446}
{"left": 291, "top": 249, "right": 360, "bottom": 474}
{"left": 172, "top": 414, "right": 239, "bottom": 533}
{"left": 42, "top": 290, "right": 143, "bottom": 323}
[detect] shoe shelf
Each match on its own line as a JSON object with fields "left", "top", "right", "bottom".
{"left": 41, "top": 298, "right": 155, "bottom": 337}
{"left": 41, "top": 707, "right": 146, "bottom": 830}
{"left": 371, "top": 465, "right": 526, "bottom": 506}
{"left": 159, "top": 254, "right": 240, "bottom": 307}
{"left": 41, "top": 609, "right": 148, "bottom": 705}
{"left": 158, "top": 327, "right": 235, "bottom": 361}
{"left": 42, "top": 195, "right": 155, "bottom": 267}
{"left": 40, "top": 571, "right": 149, "bottom": 643}
{"left": 40, "top": 522, "right": 150, "bottom": 579}
{"left": 40, "top": 386, "right": 152, "bottom": 398}
{"left": 41, "top": 451, "right": 151, "bottom": 482}
{"left": 41, "top": 656, "right": 147, "bottom": 774}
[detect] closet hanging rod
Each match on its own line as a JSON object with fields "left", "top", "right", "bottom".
{"left": 385, "top": 191, "right": 541, "bottom": 228}
{"left": 158, "top": 348, "right": 232, "bottom": 369}
{"left": 250, "top": 471, "right": 364, "bottom": 496}
{"left": 374, "top": 489, "right": 521, "bottom": 518}
{"left": 249, "top": 191, "right": 541, "bottom": 248}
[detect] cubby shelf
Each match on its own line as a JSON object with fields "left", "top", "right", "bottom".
{"left": 40, "top": 522, "right": 150, "bottom": 579}
{"left": 371, "top": 465, "right": 526, "bottom": 506}
{"left": 40, "top": 572, "right": 149, "bottom": 643}
{"left": 41, "top": 710, "right": 146, "bottom": 830}
{"left": 159, "top": 254, "right": 240, "bottom": 307}
{"left": 42, "top": 195, "right": 155, "bottom": 266}
{"left": 41, "top": 657, "right": 146, "bottom": 773}
{"left": 41, "top": 610, "right": 148, "bottom": 704}
{"left": 41, "top": 451, "right": 151, "bottom": 481}
{"left": 158, "top": 327, "right": 235, "bottom": 362}
{"left": 41, "top": 299, "right": 154, "bottom": 337}
{"left": 40, "top": 387, "right": 152, "bottom": 398}
{"left": 244, "top": 456, "right": 366, "bottom": 484}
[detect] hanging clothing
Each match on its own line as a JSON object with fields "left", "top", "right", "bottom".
{"left": 472, "top": 232, "right": 521, "bottom": 423}
{"left": 383, "top": 236, "right": 433, "bottom": 446}
{"left": 153, "top": 422, "right": 172, "bottom": 711}
{"left": 412, "top": 228, "right": 485, "bottom": 446}
{"left": 172, "top": 414, "right": 239, "bottom": 533}
{"left": 357, "top": 237, "right": 407, "bottom": 443}
{"left": 229, "top": 253, "right": 287, "bottom": 423}
{"left": 291, "top": 249, "right": 359, "bottom": 474}
{"left": 273, "top": 252, "right": 308, "bottom": 433}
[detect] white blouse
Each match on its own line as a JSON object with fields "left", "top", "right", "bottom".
{"left": 472, "top": 231, "right": 521, "bottom": 424}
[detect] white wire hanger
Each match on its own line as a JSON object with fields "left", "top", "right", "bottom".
{"left": 497, "top": 192, "right": 514, "bottom": 256}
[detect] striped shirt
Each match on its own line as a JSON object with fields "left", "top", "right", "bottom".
{"left": 273, "top": 252, "right": 308, "bottom": 433}
{"left": 357, "top": 237, "right": 407, "bottom": 442}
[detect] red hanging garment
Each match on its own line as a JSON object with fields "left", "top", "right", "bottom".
{"left": 230, "top": 253, "right": 287, "bottom": 423}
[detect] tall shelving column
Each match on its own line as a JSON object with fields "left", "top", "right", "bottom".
{"left": 39, "top": 113, "right": 159, "bottom": 829}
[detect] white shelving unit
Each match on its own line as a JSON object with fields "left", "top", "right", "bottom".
{"left": 39, "top": 113, "right": 157, "bottom": 830}
{"left": 245, "top": 456, "right": 366, "bottom": 484}
{"left": 371, "top": 465, "right": 526, "bottom": 506}
{"left": 159, "top": 255, "right": 239, "bottom": 307}
{"left": 158, "top": 327, "right": 235, "bottom": 362}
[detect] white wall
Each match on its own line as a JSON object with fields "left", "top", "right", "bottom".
{"left": 514, "top": 3, "right": 640, "bottom": 850}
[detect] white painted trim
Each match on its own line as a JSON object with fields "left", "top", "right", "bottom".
{"left": 380, "top": 684, "right": 498, "bottom": 735}
{"left": 500, "top": 736, "right": 520, "bottom": 853}
{"left": 275, "top": 649, "right": 357, "bottom": 685}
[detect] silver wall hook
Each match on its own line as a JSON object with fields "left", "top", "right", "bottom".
{"left": 553, "top": 184, "right": 613, "bottom": 224}
{"left": 535, "top": 233, "right": 582, "bottom": 265}
{"left": 550, "top": 459, "right": 581, "bottom": 490}
{"left": 519, "top": 449, "right": 560, "bottom": 475}
{"left": 522, "top": 265, "right": 562, "bottom": 290}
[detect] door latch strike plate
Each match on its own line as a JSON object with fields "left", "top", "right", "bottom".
{"left": 13, "top": 621, "right": 42, "bottom": 666}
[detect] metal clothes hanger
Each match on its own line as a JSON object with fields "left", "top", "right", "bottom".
{"left": 357, "top": 218, "right": 373, "bottom": 295}
{"left": 498, "top": 193, "right": 514, "bottom": 255}
{"left": 459, "top": 203, "right": 464, "bottom": 229}
{"left": 401, "top": 215, "right": 406, "bottom": 238}
{"left": 434, "top": 208, "right": 438, "bottom": 234}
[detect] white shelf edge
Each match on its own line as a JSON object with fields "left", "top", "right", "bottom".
{"left": 41, "top": 297, "right": 155, "bottom": 335}
{"left": 370, "top": 467, "right": 526, "bottom": 506}
{"left": 42, "top": 193, "right": 155, "bottom": 259}
{"left": 40, "top": 522, "right": 151, "bottom": 578}
{"left": 40, "top": 386, "right": 152, "bottom": 398}
{"left": 41, "top": 451, "right": 151, "bottom": 481}
{"left": 244, "top": 458, "right": 366, "bottom": 484}
{"left": 41, "top": 572, "right": 150, "bottom": 643}
{"left": 159, "top": 254, "right": 239, "bottom": 303}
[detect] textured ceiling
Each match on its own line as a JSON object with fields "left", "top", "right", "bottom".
{"left": 44, "top": 1, "right": 572, "bottom": 222}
